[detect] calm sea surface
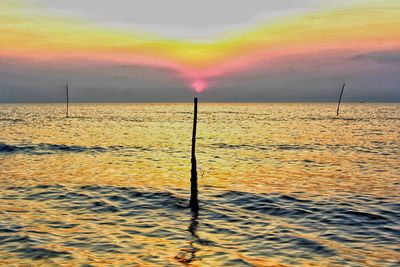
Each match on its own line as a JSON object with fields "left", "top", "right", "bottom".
{"left": 0, "top": 103, "right": 399, "bottom": 266}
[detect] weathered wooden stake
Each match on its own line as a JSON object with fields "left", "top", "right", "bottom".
{"left": 66, "top": 84, "right": 69, "bottom": 118}
{"left": 336, "top": 83, "right": 346, "bottom": 116}
{"left": 190, "top": 97, "right": 199, "bottom": 211}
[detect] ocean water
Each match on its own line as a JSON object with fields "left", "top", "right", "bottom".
{"left": 0, "top": 103, "right": 399, "bottom": 266}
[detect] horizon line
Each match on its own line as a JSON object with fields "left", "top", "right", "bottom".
{"left": 1, "top": 101, "right": 399, "bottom": 104}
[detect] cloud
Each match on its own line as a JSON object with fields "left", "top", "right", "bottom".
{"left": 352, "top": 52, "right": 400, "bottom": 64}
{"left": 31, "top": 0, "right": 369, "bottom": 40}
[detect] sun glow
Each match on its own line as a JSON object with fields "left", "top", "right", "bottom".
{"left": 1, "top": 1, "right": 400, "bottom": 92}
{"left": 191, "top": 79, "right": 207, "bottom": 93}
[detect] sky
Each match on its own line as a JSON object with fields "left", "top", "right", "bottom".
{"left": 0, "top": 0, "right": 399, "bottom": 102}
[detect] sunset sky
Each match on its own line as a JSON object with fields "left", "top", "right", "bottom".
{"left": 0, "top": 0, "right": 399, "bottom": 102}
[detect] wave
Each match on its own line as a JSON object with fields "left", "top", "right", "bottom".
{"left": 210, "top": 142, "right": 399, "bottom": 156}
{"left": 0, "top": 118, "right": 24, "bottom": 123}
{"left": 210, "top": 143, "right": 319, "bottom": 151}
{"left": 1, "top": 185, "right": 398, "bottom": 265}
{"left": 0, "top": 142, "right": 150, "bottom": 155}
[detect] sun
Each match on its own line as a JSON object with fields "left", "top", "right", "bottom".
{"left": 191, "top": 79, "right": 207, "bottom": 93}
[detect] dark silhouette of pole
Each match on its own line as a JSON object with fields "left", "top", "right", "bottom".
{"left": 336, "top": 83, "right": 346, "bottom": 116}
{"left": 66, "top": 84, "right": 69, "bottom": 118}
{"left": 190, "top": 97, "right": 199, "bottom": 211}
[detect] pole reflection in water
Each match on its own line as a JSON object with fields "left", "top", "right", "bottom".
{"left": 176, "top": 208, "right": 200, "bottom": 264}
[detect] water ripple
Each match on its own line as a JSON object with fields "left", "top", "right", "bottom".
{"left": 1, "top": 185, "right": 399, "bottom": 266}
{"left": 0, "top": 142, "right": 150, "bottom": 155}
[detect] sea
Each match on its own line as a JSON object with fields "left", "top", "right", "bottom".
{"left": 0, "top": 103, "right": 399, "bottom": 266}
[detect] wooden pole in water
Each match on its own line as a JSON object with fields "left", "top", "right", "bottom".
{"left": 336, "top": 83, "right": 346, "bottom": 116}
{"left": 190, "top": 97, "right": 199, "bottom": 211}
{"left": 66, "top": 83, "right": 69, "bottom": 118}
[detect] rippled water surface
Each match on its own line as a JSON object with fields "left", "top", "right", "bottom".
{"left": 0, "top": 103, "right": 399, "bottom": 266}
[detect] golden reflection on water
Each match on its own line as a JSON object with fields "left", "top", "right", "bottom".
{"left": 0, "top": 103, "right": 399, "bottom": 266}
{"left": 1, "top": 103, "right": 399, "bottom": 195}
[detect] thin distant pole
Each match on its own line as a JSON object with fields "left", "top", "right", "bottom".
{"left": 336, "top": 83, "right": 346, "bottom": 116}
{"left": 66, "top": 84, "right": 69, "bottom": 118}
{"left": 190, "top": 97, "right": 199, "bottom": 212}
